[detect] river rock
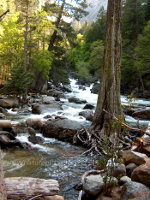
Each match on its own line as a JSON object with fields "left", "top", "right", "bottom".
{"left": 42, "top": 96, "right": 55, "bottom": 104}
{"left": 32, "top": 104, "right": 41, "bottom": 114}
{"left": 0, "top": 131, "right": 27, "bottom": 149}
{"left": 0, "top": 113, "right": 5, "bottom": 119}
{"left": 79, "top": 110, "right": 94, "bottom": 121}
{"left": 62, "top": 85, "right": 72, "bottom": 93}
{"left": 0, "top": 97, "right": 19, "bottom": 108}
{"left": 27, "top": 127, "right": 36, "bottom": 136}
{"left": 122, "top": 150, "right": 148, "bottom": 165}
{"left": 42, "top": 119, "right": 83, "bottom": 142}
{"left": 83, "top": 104, "right": 95, "bottom": 110}
{"left": 0, "top": 107, "right": 7, "bottom": 113}
{"left": 126, "top": 163, "right": 138, "bottom": 177}
{"left": 47, "top": 89, "right": 65, "bottom": 98}
{"left": 90, "top": 83, "right": 99, "bottom": 94}
{"left": 26, "top": 118, "right": 44, "bottom": 131}
{"left": 119, "top": 176, "right": 131, "bottom": 185}
{"left": 132, "top": 108, "right": 150, "bottom": 119}
{"left": 68, "top": 97, "right": 87, "bottom": 104}
{"left": 28, "top": 135, "right": 44, "bottom": 144}
{"left": 112, "top": 164, "right": 126, "bottom": 178}
{"left": 83, "top": 175, "right": 104, "bottom": 197}
{"left": 121, "top": 180, "right": 150, "bottom": 200}
{"left": 131, "top": 159, "right": 150, "bottom": 187}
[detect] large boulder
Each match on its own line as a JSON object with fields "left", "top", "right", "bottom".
{"left": 121, "top": 180, "right": 150, "bottom": 200}
{"left": 0, "top": 97, "right": 19, "bottom": 108}
{"left": 132, "top": 108, "right": 150, "bottom": 119}
{"left": 68, "top": 97, "right": 87, "bottom": 104}
{"left": 131, "top": 159, "right": 150, "bottom": 187}
{"left": 122, "top": 150, "right": 148, "bottom": 165}
{"left": 79, "top": 110, "right": 94, "bottom": 121}
{"left": 26, "top": 118, "right": 44, "bottom": 131}
{"left": 42, "top": 119, "right": 83, "bottom": 142}
{"left": 83, "top": 175, "right": 104, "bottom": 197}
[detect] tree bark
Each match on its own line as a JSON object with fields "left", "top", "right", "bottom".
{"left": 0, "top": 150, "right": 7, "bottom": 200}
{"left": 48, "top": 0, "right": 65, "bottom": 51}
{"left": 5, "top": 177, "right": 59, "bottom": 199}
{"left": 90, "top": 0, "right": 123, "bottom": 136}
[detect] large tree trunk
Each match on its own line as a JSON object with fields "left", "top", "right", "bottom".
{"left": 73, "top": 0, "right": 123, "bottom": 155}
{"left": 0, "top": 150, "right": 7, "bottom": 200}
{"left": 90, "top": 0, "right": 123, "bottom": 137}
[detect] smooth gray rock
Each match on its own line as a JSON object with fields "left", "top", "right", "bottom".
{"left": 83, "top": 175, "right": 104, "bottom": 197}
{"left": 79, "top": 110, "right": 94, "bottom": 121}
{"left": 121, "top": 180, "right": 150, "bottom": 200}
{"left": 119, "top": 176, "right": 131, "bottom": 185}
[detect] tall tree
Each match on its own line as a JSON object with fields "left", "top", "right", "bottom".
{"left": 75, "top": 0, "right": 123, "bottom": 154}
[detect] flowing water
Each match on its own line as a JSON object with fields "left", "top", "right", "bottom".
{"left": 2, "top": 78, "right": 150, "bottom": 199}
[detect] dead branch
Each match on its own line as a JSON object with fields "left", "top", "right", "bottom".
{"left": 103, "top": 109, "right": 149, "bottom": 136}
{"left": 0, "top": 9, "right": 10, "bottom": 19}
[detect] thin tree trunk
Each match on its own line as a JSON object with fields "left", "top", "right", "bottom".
{"left": 0, "top": 149, "right": 7, "bottom": 200}
{"left": 23, "top": 0, "right": 29, "bottom": 100}
{"left": 24, "top": 0, "right": 29, "bottom": 72}
{"left": 90, "top": 0, "right": 123, "bottom": 136}
{"left": 48, "top": 0, "right": 65, "bottom": 51}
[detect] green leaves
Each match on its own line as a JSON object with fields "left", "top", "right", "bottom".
{"left": 32, "top": 50, "right": 53, "bottom": 80}
{"left": 5, "top": 64, "right": 33, "bottom": 95}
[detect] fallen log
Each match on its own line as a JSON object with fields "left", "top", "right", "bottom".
{"left": 0, "top": 120, "right": 12, "bottom": 129}
{"left": 5, "top": 177, "right": 59, "bottom": 199}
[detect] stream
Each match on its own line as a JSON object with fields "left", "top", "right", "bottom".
{"left": 2, "top": 78, "right": 150, "bottom": 200}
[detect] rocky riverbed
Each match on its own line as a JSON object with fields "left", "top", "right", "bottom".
{"left": 0, "top": 78, "right": 150, "bottom": 199}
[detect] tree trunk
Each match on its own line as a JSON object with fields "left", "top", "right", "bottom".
{"left": 23, "top": 0, "right": 29, "bottom": 100}
{"left": 48, "top": 0, "right": 65, "bottom": 51}
{"left": 5, "top": 177, "right": 59, "bottom": 199}
{"left": 90, "top": 0, "right": 123, "bottom": 137}
{"left": 0, "top": 149, "right": 7, "bottom": 200}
